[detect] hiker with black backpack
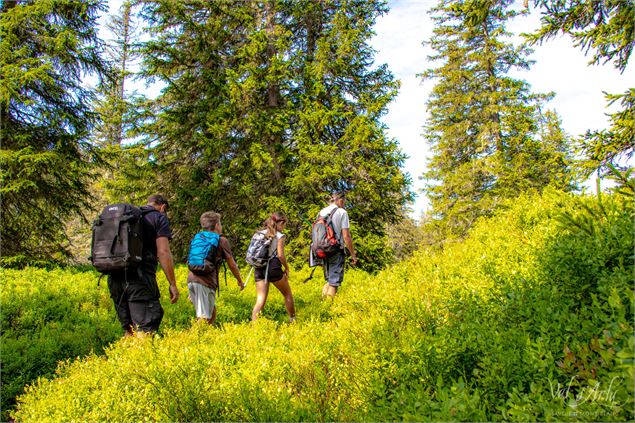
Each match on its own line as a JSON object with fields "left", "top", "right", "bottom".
{"left": 248, "top": 212, "right": 296, "bottom": 322}
{"left": 94, "top": 194, "right": 179, "bottom": 337}
{"left": 314, "top": 192, "right": 357, "bottom": 298}
{"left": 186, "top": 212, "right": 245, "bottom": 324}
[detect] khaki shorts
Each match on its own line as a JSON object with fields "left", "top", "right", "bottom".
{"left": 188, "top": 282, "right": 216, "bottom": 319}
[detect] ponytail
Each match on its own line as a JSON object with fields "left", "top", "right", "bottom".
{"left": 263, "top": 217, "right": 276, "bottom": 238}
{"left": 262, "top": 212, "right": 287, "bottom": 238}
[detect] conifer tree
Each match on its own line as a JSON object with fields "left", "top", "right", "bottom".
{"left": 0, "top": 0, "right": 110, "bottom": 264}
{"left": 136, "top": 0, "right": 412, "bottom": 266}
{"left": 96, "top": 0, "right": 138, "bottom": 148}
{"left": 92, "top": 0, "right": 153, "bottom": 205}
{"left": 421, "top": 0, "right": 573, "bottom": 238}
{"left": 526, "top": 0, "right": 633, "bottom": 178}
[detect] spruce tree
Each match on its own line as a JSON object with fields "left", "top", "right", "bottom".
{"left": 92, "top": 0, "right": 153, "bottom": 205}
{"left": 526, "top": 0, "right": 633, "bottom": 178}
{"left": 136, "top": 0, "right": 412, "bottom": 267}
{"left": 96, "top": 0, "right": 139, "bottom": 148}
{"left": 0, "top": 0, "right": 110, "bottom": 264}
{"left": 421, "top": 0, "right": 573, "bottom": 238}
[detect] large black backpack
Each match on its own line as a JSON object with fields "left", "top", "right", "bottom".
{"left": 90, "top": 203, "right": 145, "bottom": 274}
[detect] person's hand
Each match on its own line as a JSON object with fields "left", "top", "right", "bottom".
{"left": 284, "top": 267, "right": 290, "bottom": 275}
{"left": 238, "top": 281, "right": 245, "bottom": 291}
{"left": 169, "top": 284, "right": 179, "bottom": 303}
{"left": 350, "top": 256, "right": 358, "bottom": 266}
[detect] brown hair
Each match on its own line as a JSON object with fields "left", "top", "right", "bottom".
{"left": 263, "top": 212, "right": 286, "bottom": 238}
{"left": 330, "top": 191, "right": 346, "bottom": 203}
{"left": 147, "top": 194, "right": 169, "bottom": 210}
{"left": 200, "top": 212, "right": 221, "bottom": 231}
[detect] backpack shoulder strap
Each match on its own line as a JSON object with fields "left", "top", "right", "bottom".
{"left": 325, "top": 206, "right": 339, "bottom": 222}
{"left": 317, "top": 205, "right": 338, "bottom": 220}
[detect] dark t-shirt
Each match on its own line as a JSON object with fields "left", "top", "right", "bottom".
{"left": 139, "top": 205, "right": 173, "bottom": 275}
{"left": 187, "top": 236, "right": 234, "bottom": 291}
{"left": 108, "top": 206, "right": 172, "bottom": 301}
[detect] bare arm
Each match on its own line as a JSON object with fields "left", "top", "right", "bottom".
{"left": 156, "top": 236, "right": 179, "bottom": 303}
{"left": 341, "top": 228, "right": 357, "bottom": 265}
{"left": 277, "top": 236, "right": 290, "bottom": 274}
{"left": 225, "top": 255, "right": 245, "bottom": 290}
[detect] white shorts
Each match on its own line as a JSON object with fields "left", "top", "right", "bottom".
{"left": 188, "top": 282, "right": 216, "bottom": 319}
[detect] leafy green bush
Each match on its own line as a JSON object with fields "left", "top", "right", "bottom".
{"left": 9, "top": 190, "right": 635, "bottom": 422}
{"left": 1, "top": 265, "right": 200, "bottom": 420}
{"left": 0, "top": 268, "right": 120, "bottom": 420}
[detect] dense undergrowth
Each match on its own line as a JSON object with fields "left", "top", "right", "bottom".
{"left": 3, "top": 190, "right": 633, "bottom": 422}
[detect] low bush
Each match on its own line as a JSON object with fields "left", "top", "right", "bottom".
{"left": 8, "top": 190, "right": 634, "bottom": 422}
{"left": 0, "top": 267, "right": 119, "bottom": 420}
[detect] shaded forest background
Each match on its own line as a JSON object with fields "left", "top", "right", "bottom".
{"left": 1, "top": 0, "right": 633, "bottom": 270}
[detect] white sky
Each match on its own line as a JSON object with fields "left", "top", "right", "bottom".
{"left": 102, "top": 0, "right": 633, "bottom": 218}
{"left": 370, "top": 0, "right": 633, "bottom": 218}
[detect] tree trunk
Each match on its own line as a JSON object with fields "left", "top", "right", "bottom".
{"left": 265, "top": 0, "right": 283, "bottom": 183}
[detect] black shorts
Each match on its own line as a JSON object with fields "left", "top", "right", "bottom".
{"left": 108, "top": 270, "right": 164, "bottom": 332}
{"left": 254, "top": 257, "right": 284, "bottom": 282}
{"left": 112, "top": 298, "right": 164, "bottom": 333}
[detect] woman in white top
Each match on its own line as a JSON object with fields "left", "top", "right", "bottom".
{"left": 251, "top": 212, "right": 296, "bottom": 322}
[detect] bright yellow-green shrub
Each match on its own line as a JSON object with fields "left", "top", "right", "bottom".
{"left": 0, "top": 267, "right": 119, "bottom": 420}
{"left": 9, "top": 190, "right": 635, "bottom": 422}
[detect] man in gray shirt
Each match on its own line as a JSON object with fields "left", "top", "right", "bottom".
{"left": 318, "top": 192, "right": 357, "bottom": 298}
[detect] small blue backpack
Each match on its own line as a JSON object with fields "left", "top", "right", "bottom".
{"left": 187, "top": 231, "right": 220, "bottom": 275}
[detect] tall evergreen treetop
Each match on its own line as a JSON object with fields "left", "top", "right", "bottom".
{"left": 422, "top": 0, "right": 573, "bottom": 238}
{"left": 527, "top": 0, "right": 633, "bottom": 178}
{"left": 95, "top": 0, "right": 141, "bottom": 147}
{"left": 136, "top": 0, "right": 412, "bottom": 268}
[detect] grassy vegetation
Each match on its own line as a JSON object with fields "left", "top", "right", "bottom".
{"left": 3, "top": 190, "right": 633, "bottom": 422}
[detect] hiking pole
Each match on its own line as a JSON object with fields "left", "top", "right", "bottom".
{"left": 302, "top": 266, "right": 317, "bottom": 284}
{"left": 298, "top": 211, "right": 319, "bottom": 284}
{"left": 297, "top": 212, "right": 313, "bottom": 227}
{"left": 302, "top": 246, "right": 323, "bottom": 284}
{"left": 244, "top": 266, "right": 253, "bottom": 288}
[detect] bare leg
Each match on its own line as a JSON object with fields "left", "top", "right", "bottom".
{"left": 272, "top": 275, "right": 295, "bottom": 321}
{"left": 322, "top": 283, "right": 337, "bottom": 298}
{"left": 210, "top": 305, "right": 216, "bottom": 324}
{"left": 251, "top": 280, "right": 269, "bottom": 320}
{"left": 199, "top": 306, "right": 216, "bottom": 325}
{"left": 323, "top": 283, "right": 337, "bottom": 298}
